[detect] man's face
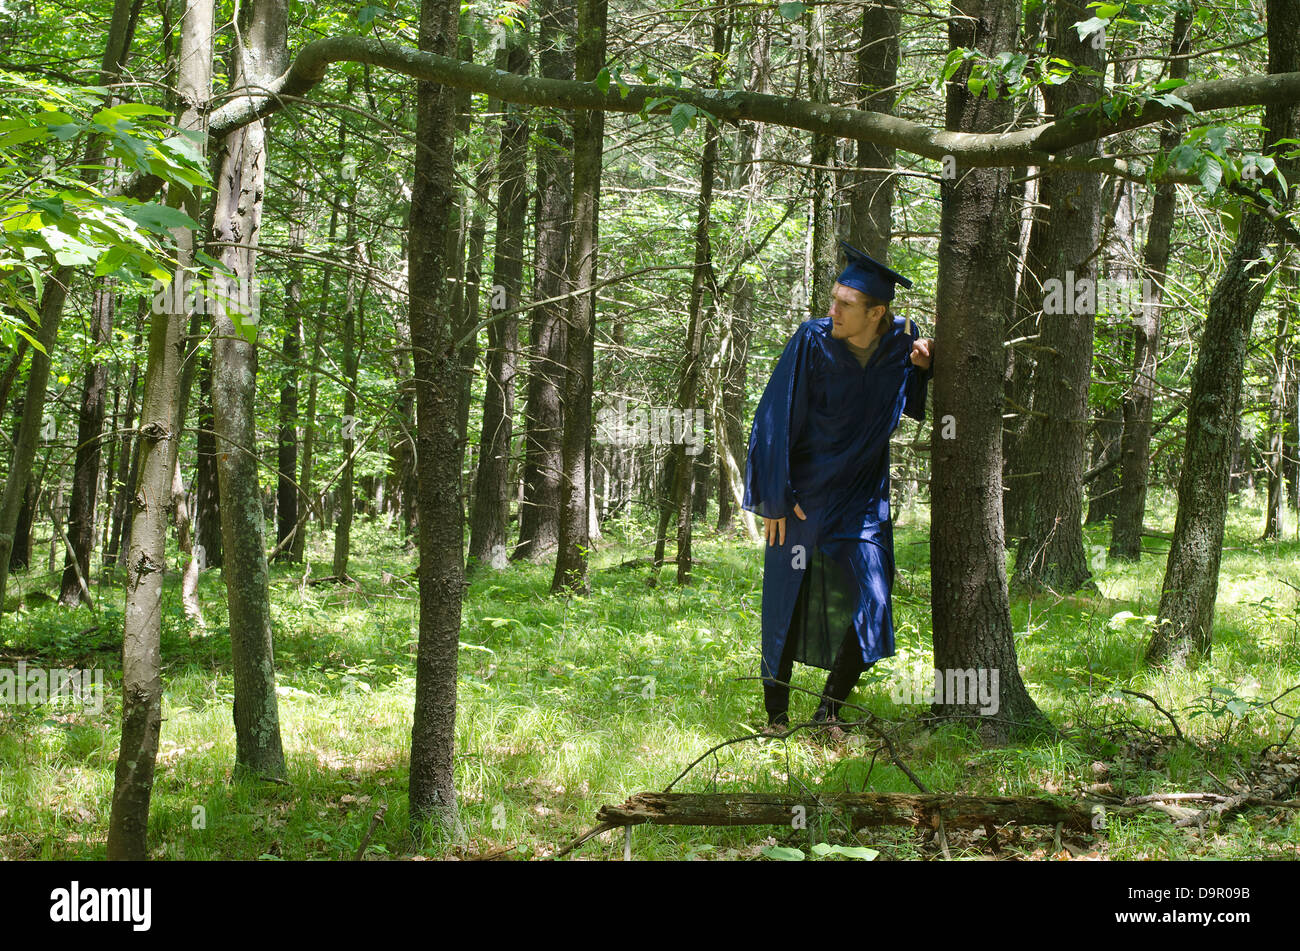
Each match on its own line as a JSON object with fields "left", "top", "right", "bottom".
{"left": 828, "top": 282, "right": 886, "bottom": 341}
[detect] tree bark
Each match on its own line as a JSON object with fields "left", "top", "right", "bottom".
{"left": 551, "top": 0, "right": 606, "bottom": 594}
{"left": 597, "top": 791, "right": 1096, "bottom": 833}
{"left": 275, "top": 164, "right": 305, "bottom": 561}
{"left": 469, "top": 29, "right": 530, "bottom": 572}
{"left": 1011, "top": 0, "right": 1107, "bottom": 594}
{"left": 107, "top": 0, "right": 213, "bottom": 859}
{"left": 931, "top": 0, "right": 1051, "bottom": 743}
{"left": 1264, "top": 267, "right": 1295, "bottom": 538}
{"left": 59, "top": 276, "right": 116, "bottom": 606}
{"left": 515, "top": 0, "right": 574, "bottom": 562}
{"left": 1111, "top": 8, "right": 1192, "bottom": 560}
{"left": 331, "top": 178, "right": 362, "bottom": 582}
{"left": 671, "top": 18, "right": 726, "bottom": 585}
{"left": 1147, "top": 0, "right": 1300, "bottom": 664}
{"left": 207, "top": 0, "right": 288, "bottom": 778}
{"left": 407, "top": 0, "right": 467, "bottom": 842}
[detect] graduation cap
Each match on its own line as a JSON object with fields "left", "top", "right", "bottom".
{"left": 835, "top": 239, "right": 913, "bottom": 302}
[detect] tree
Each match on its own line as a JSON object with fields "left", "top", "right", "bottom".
{"left": 1148, "top": 0, "right": 1300, "bottom": 664}
{"left": 931, "top": 0, "right": 1051, "bottom": 742}
{"left": 207, "top": 0, "right": 288, "bottom": 778}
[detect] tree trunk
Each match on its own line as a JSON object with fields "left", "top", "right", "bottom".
{"left": 332, "top": 183, "right": 361, "bottom": 582}
{"left": 469, "top": 30, "right": 530, "bottom": 572}
{"left": 672, "top": 18, "right": 726, "bottom": 585}
{"left": 1110, "top": 13, "right": 1191, "bottom": 560}
{"left": 806, "top": 3, "right": 835, "bottom": 323}
{"left": 207, "top": 0, "right": 288, "bottom": 779}
{"left": 1148, "top": 0, "right": 1299, "bottom": 663}
{"left": 275, "top": 167, "right": 305, "bottom": 561}
{"left": 407, "top": 0, "right": 467, "bottom": 842}
{"left": 1085, "top": 176, "right": 1136, "bottom": 527}
{"left": 551, "top": 0, "right": 606, "bottom": 595}
{"left": 1011, "top": 0, "right": 1107, "bottom": 593}
{"left": 107, "top": 0, "right": 212, "bottom": 859}
{"left": 290, "top": 139, "right": 344, "bottom": 565}
{"left": 59, "top": 275, "right": 116, "bottom": 606}
{"left": 847, "top": 0, "right": 899, "bottom": 262}
{"left": 931, "top": 0, "right": 1051, "bottom": 743}
{"left": 0, "top": 275, "right": 68, "bottom": 618}
{"left": 515, "top": 0, "right": 573, "bottom": 563}
{"left": 1265, "top": 267, "right": 1296, "bottom": 538}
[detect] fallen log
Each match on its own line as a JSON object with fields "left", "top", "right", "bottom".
{"left": 597, "top": 792, "right": 1098, "bottom": 833}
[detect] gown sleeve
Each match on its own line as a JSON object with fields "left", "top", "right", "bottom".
{"left": 902, "top": 319, "right": 933, "bottom": 423}
{"left": 742, "top": 322, "right": 812, "bottom": 519}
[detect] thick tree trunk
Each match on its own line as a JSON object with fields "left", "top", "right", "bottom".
{"left": 1011, "top": 0, "right": 1106, "bottom": 593}
{"left": 515, "top": 0, "right": 573, "bottom": 563}
{"left": 469, "top": 31, "right": 530, "bottom": 572}
{"left": 1148, "top": 0, "right": 1299, "bottom": 663}
{"left": 407, "top": 0, "right": 466, "bottom": 842}
{"left": 551, "top": 0, "right": 606, "bottom": 594}
{"left": 847, "top": 1, "right": 899, "bottom": 263}
{"left": 207, "top": 0, "right": 287, "bottom": 779}
{"left": 931, "top": 0, "right": 1051, "bottom": 743}
{"left": 806, "top": 3, "right": 835, "bottom": 323}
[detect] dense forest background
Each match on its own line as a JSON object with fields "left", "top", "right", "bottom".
{"left": 2, "top": 0, "right": 1299, "bottom": 860}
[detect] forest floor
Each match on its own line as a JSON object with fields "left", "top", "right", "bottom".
{"left": 2, "top": 488, "right": 1299, "bottom": 860}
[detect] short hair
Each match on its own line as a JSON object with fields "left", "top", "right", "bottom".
{"left": 853, "top": 288, "right": 893, "bottom": 324}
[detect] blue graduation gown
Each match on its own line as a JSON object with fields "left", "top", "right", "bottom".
{"left": 742, "top": 315, "right": 932, "bottom": 678}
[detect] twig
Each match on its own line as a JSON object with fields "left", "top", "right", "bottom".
{"left": 353, "top": 804, "right": 387, "bottom": 861}
{"left": 550, "top": 820, "right": 618, "bottom": 860}
{"left": 1119, "top": 688, "right": 1187, "bottom": 743}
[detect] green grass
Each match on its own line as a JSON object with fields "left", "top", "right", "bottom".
{"left": 2, "top": 490, "right": 1299, "bottom": 860}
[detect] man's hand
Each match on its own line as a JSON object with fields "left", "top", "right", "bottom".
{"left": 764, "top": 503, "right": 806, "bottom": 546}
{"left": 910, "top": 337, "right": 933, "bottom": 370}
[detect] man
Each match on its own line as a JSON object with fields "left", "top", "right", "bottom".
{"left": 742, "top": 240, "right": 933, "bottom": 735}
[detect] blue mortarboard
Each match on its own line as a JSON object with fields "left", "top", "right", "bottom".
{"left": 835, "top": 240, "right": 913, "bottom": 302}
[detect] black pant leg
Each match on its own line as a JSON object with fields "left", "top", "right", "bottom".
{"left": 762, "top": 630, "right": 798, "bottom": 723}
{"left": 819, "top": 624, "right": 872, "bottom": 718}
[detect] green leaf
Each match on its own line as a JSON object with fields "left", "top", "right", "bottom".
{"left": 669, "top": 102, "right": 695, "bottom": 135}
{"left": 122, "top": 202, "right": 198, "bottom": 233}
{"left": 594, "top": 67, "right": 610, "bottom": 95}
{"left": 1199, "top": 156, "right": 1223, "bottom": 195}
{"left": 777, "top": 1, "right": 806, "bottom": 20}
{"left": 1154, "top": 92, "right": 1195, "bottom": 114}
{"left": 761, "top": 845, "right": 805, "bottom": 861}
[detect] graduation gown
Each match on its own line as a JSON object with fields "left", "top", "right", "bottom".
{"left": 742, "top": 314, "right": 932, "bottom": 679}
